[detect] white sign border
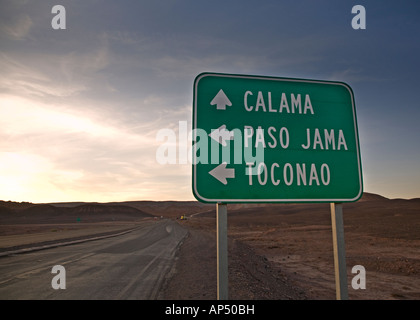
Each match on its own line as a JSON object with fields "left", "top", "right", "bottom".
{"left": 192, "top": 72, "right": 363, "bottom": 203}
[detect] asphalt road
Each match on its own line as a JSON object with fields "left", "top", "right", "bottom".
{"left": 0, "top": 219, "right": 187, "bottom": 299}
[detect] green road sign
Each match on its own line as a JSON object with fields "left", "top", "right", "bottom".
{"left": 192, "top": 72, "right": 363, "bottom": 203}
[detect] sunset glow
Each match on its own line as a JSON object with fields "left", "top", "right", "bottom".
{"left": 1, "top": 1, "right": 419, "bottom": 203}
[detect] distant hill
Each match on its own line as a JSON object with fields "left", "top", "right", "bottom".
{"left": 0, "top": 201, "right": 153, "bottom": 224}
{"left": 69, "top": 204, "right": 152, "bottom": 218}
{"left": 359, "top": 192, "right": 389, "bottom": 202}
{"left": 1, "top": 192, "right": 418, "bottom": 223}
{"left": 0, "top": 201, "right": 34, "bottom": 211}
{"left": 49, "top": 200, "right": 213, "bottom": 218}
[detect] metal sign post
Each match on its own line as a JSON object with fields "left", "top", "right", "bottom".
{"left": 217, "top": 203, "right": 228, "bottom": 300}
{"left": 330, "top": 203, "right": 349, "bottom": 300}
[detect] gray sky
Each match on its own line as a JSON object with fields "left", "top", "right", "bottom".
{"left": 1, "top": 0, "right": 419, "bottom": 202}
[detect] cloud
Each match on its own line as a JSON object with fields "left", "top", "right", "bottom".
{"left": 1, "top": 0, "right": 418, "bottom": 202}
{"left": 0, "top": 52, "right": 87, "bottom": 98}
{"left": 0, "top": 93, "right": 197, "bottom": 202}
{"left": 0, "top": 13, "right": 32, "bottom": 40}
{"left": 0, "top": 94, "right": 170, "bottom": 202}
{"left": 327, "top": 68, "right": 389, "bottom": 84}
{"left": 0, "top": 28, "right": 113, "bottom": 100}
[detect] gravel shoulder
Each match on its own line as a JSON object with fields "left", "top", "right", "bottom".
{"left": 159, "top": 222, "right": 308, "bottom": 300}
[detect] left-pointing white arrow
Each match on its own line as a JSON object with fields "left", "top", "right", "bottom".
{"left": 209, "top": 162, "right": 235, "bottom": 185}
{"left": 209, "top": 125, "right": 235, "bottom": 147}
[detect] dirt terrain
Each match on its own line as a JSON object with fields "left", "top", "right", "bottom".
{"left": 160, "top": 194, "right": 420, "bottom": 300}
{"left": 1, "top": 193, "right": 419, "bottom": 300}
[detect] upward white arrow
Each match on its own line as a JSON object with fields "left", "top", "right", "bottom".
{"left": 209, "top": 162, "right": 235, "bottom": 185}
{"left": 210, "top": 89, "right": 232, "bottom": 110}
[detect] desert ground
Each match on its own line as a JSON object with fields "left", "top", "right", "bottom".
{"left": 1, "top": 192, "right": 419, "bottom": 300}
